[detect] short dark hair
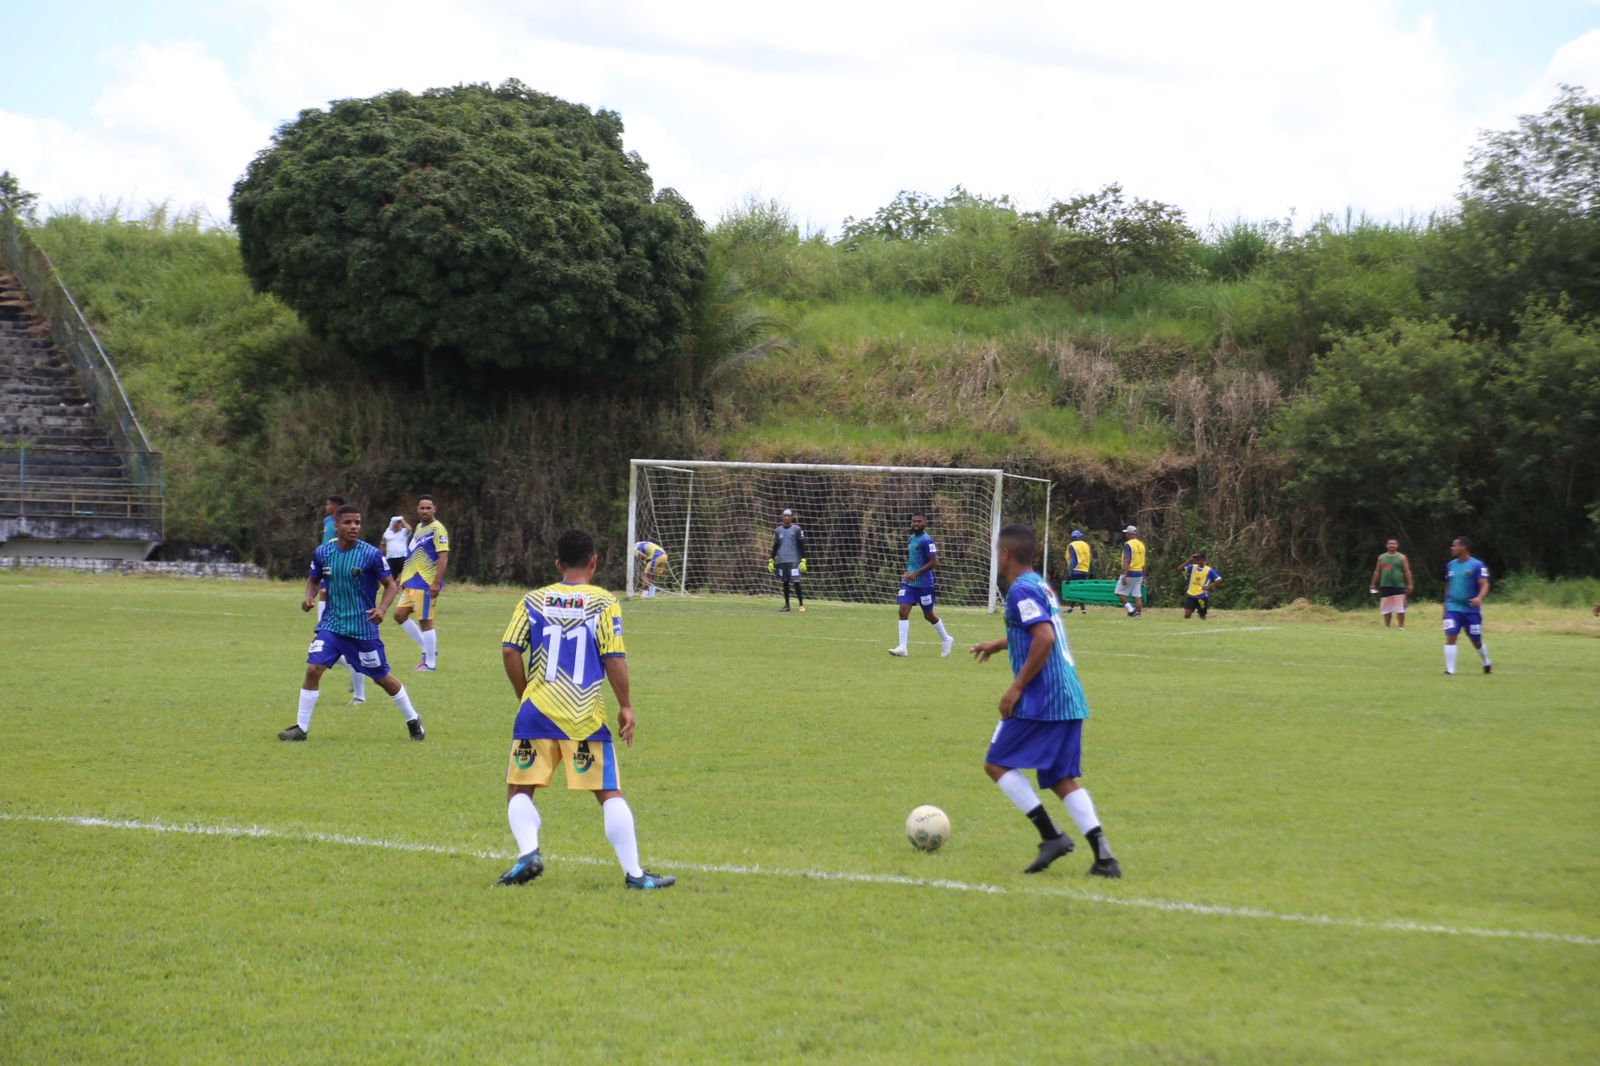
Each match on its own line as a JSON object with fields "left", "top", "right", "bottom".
{"left": 417, "top": 494, "right": 435, "bottom": 504}
{"left": 1453, "top": 535, "right": 1472, "bottom": 550}
{"left": 334, "top": 504, "right": 361, "bottom": 519}
{"left": 998, "top": 523, "right": 1037, "bottom": 566}
{"left": 326, "top": 495, "right": 345, "bottom": 505}
{"left": 557, "top": 529, "right": 596, "bottom": 569}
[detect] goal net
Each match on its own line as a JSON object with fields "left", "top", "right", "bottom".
{"left": 627, "top": 461, "right": 1048, "bottom": 610}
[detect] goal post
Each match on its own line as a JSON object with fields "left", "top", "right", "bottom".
{"left": 626, "top": 459, "right": 1052, "bottom": 611}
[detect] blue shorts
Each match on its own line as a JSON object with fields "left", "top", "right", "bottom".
{"left": 1443, "top": 610, "right": 1484, "bottom": 640}
{"left": 898, "top": 584, "right": 936, "bottom": 610}
{"left": 986, "top": 717, "right": 1083, "bottom": 788}
{"left": 307, "top": 630, "right": 391, "bottom": 679}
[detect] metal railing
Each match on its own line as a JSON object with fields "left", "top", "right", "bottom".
{"left": 0, "top": 208, "right": 164, "bottom": 535}
{"left": 0, "top": 445, "right": 164, "bottom": 527}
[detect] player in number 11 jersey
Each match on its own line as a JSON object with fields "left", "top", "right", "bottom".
{"left": 494, "top": 529, "right": 675, "bottom": 891}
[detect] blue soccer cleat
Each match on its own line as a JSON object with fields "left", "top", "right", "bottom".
{"left": 625, "top": 870, "right": 676, "bottom": 890}
{"left": 497, "top": 850, "right": 543, "bottom": 886}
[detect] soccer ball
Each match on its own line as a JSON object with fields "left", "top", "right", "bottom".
{"left": 906, "top": 805, "right": 950, "bottom": 852}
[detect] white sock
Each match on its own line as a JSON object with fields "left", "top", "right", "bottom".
{"left": 390, "top": 685, "right": 419, "bottom": 722}
{"left": 316, "top": 600, "right": 326, "bottom": 621}
{"left": 933, "top": 620, "right": 951, "bottom": 640}
{"left": 402, "top": 619, "right": 425, "bottom": 650}
{"left": 1062, "top": 788, "right": 1101, "bottom": 835}
{"left": 995, "top": 769, "right": 1040, "bottom": 814}
{"left": 296, "top": 688, "right": 319, "bottom": 732}
{"left": 897, "top": 620, "right": 910, "bottom": 648}
{"left": 1444, "top": 645, "right": 1458, "bottom": 674}
{"left": 602, "top": 796, "right": 644, "bottom": 878}
{"left": 1477, "top": 644, "right": 1490, "bottom": 666}
{"left": 422, "top": 629, "right": 438, "bottom": 667}
{"left": 508, "top": 793, "right": 541, "bottom": 854}
{"left": 350, "top": 671, "right": 366, "bottom": 700}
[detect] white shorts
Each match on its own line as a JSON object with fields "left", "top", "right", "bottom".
{"left": 1115, "top": 574, "right": 1144, "bottom": 598}
{"left": 1379, "top": 594, "right": 1407, "bottom": 615}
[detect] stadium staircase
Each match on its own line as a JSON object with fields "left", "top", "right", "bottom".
{"left": 0, "top": 212, "right": 163, "bottom": 561}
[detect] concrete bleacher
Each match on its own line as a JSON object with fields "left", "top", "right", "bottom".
{"left": 0, "top": 270, "right": 162, "bottom": 560}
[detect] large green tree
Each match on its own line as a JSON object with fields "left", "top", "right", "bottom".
{"left": 231, "top": 80, "right": 706, "bottom": 384}
{"left": 1422, "top": 85, "right": 1600, "bottom": 337}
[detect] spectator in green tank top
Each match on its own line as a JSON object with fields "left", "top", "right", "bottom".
{"left": 1368, "top": 537, "right": 1415, "bottom": 628}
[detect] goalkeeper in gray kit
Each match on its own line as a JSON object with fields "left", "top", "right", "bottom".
{"left": 768, "top": 508, "right": 808, "bottom": 612}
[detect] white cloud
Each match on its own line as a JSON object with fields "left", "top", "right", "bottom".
{"left": 4, "top": 0, "right": 1585, "bottom": 232}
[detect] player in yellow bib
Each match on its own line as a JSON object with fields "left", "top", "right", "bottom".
{"left": 494, "top": 529, "right": 675, "bottom": 891}
{"left": 394, "top": 494, "right": 449, "bottom": 671}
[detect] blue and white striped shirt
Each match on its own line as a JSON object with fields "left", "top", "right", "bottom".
{"left": 1004, "top": 571, "right": 1089, "bottom": 721}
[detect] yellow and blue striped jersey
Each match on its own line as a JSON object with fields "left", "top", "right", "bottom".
{"left": 400, "top": 520, "right": 450, "bottom": 590}
{"left": 502, "top": 582, "right": 626, "bottom": 740}
{"left": 635, "top": 541, "right": 666, "bottom": 564}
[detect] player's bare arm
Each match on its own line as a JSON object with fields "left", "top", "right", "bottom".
{"left": 1403, "top": 554, "right": 1415, "bottom": 593}
{"left": 501, "top": 644, "right": 528, "bottom": 699}
{"left": 969, "top": 638, "right": 1006, "bottom": 662}
{"left": 603, "top": 656, "right": 635, "bottom": 746}
{"left": 1000, "top": 621, "right": 1055, "bottom": 718}
{"left": 903, "top": 555, "right": 938, "bottom": 584}
{"left": 368, "top": 573, "right": 399, "bottom": 623}
{"left": 430, "top": 551, "right": 450, "bottom": 599}
{"left": 301, "top": 569, "right": 321, "bottom": 612}
{"left": 1470, "top": 575, "right": 1489, "bottom": 609}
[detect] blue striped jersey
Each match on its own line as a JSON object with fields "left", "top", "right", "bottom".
{"left": 309, "top": 540, "right": 389, "bottom": 640}
{"left": 1004, "top": 571, "right": 1089, "bottom": 721}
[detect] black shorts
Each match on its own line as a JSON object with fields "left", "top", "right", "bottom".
{"left": 1184, "top": 595, "right": 1209, "bottom": 610}
{"left": 776, "top": 562, "right": 802, "bottom": 581}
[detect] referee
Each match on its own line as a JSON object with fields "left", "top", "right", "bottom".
{"left": 768, "top": 509, "right": 808, "bottom": 612}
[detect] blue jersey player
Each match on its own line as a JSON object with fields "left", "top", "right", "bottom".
{"left": 278, "top": 505, "right": 426, "bottom": 742}
{"left": 1443, "top": 535, "right": 1492, "bottom": 676}
{"left": 889, "top": 514, "right": 954, "bottom": 658}
{"left": 970, "top": 524, "right": 1121, "bottom": 878}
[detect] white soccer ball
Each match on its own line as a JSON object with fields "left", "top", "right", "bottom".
{"left": 906, "top": 805, "right": 950, "bottom": 852}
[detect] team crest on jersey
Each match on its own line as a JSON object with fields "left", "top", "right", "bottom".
{"left": 513, "top": 740, "right": 535, "bottom": 770}
{"left": 349, "top": 565, "right": 363, "bottom": 578}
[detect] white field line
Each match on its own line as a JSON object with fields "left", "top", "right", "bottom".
{"left": 3, "top": 811, "right": 1595, "bottom": 948}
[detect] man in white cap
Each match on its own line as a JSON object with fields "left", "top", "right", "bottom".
{"left": 768, "top": 509, "right": 808, "bottom": 612}
{"left": 1116, "top": 525, "right": 1146, "bottom": 617}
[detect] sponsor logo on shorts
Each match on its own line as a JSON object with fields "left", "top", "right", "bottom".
{"left": 513, "top": 740, "right": 535, "bottom": 770}
{"left": 920, "top": 594, "right": 934, "bottom": 607}
{"left": 572, "top": 740, "right": 594, "bottom": 773}
{"left": 358, "top": 650, "right": 381, "bottom": 668}
{"left": 309, "top": 639, "right": 325, "bottom": 654}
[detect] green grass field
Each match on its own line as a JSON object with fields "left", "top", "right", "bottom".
{"left": 3, "top": 572, "right": 1597, "bottom": 1063}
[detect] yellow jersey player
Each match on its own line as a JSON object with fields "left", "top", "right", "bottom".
{"left": 634, "top": 540, "right": 668, "bottom": 598}
{"left": 495, "top": 529, "right": 675, "bottom": 890}
{"left": 394, "top": 494, "right": 449, "bottom": 671}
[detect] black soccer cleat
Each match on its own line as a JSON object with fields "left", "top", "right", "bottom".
{"left": 1024, "top": 834, "right": 1075, "bottom": 874}
{"left": 277, "top": 724, "right": 307, "bottom": 742}
{"left": 1089, "top": 857, "right": 1123, "bottom": 879}
{"left": 1483, "top": 664, "right": 1493, "bottom": 675}
{"left": 778, "top": 605, "right": 791, "bottom": 612}
{"left": 407, "top": 717, "right": 426, "bottom": 741}
{"left": 497, "top": 849, "right": 543, "bottom": 886}
{"left": 625, "top": 870, "right": 676, "bottom": 890}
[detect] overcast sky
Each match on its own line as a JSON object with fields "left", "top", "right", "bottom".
{"left": 3, "top": 1, "right": 1597, "bottom": 235}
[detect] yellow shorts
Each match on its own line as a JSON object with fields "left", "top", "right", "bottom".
{"left": 507, "top": 737, "right": 620, "bottom": 791}
{"left": 644, "top": 555, "right": 668, "bottom": 577}
{"left": 397, "top": 585, "right": 436, "bottom": 620}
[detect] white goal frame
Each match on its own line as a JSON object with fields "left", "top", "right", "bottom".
{"left": 626, "top": 459, "right": 1052, "bottom": 612}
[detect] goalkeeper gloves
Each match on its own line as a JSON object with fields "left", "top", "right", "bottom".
{"left": 767, "top": 559, "right": 775, "bottom": 574}
{"left": 799, "top": 559, "right": 808, "bottom": 574}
